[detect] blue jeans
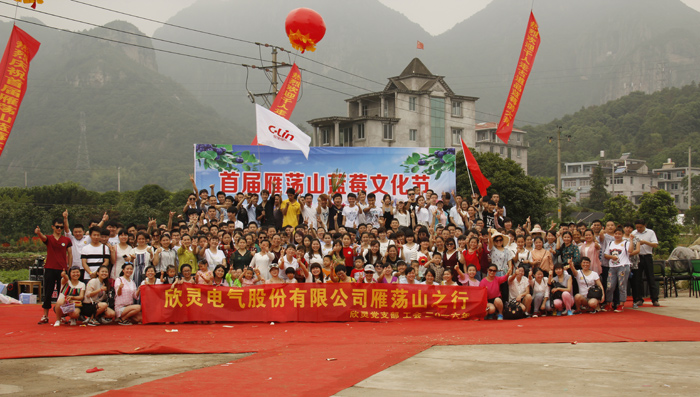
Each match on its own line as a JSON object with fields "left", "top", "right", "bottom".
{"left": 606, "top": 265, "right": 629, "bottom": 304}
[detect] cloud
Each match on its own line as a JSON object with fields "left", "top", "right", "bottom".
{"left": 272, "top": 156, "right": 292, "bottom": 165}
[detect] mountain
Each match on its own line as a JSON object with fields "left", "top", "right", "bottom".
{"left": 0, "top": 19, "right": 242, "bottom": 191}
{"left": 523, "top": 82, "right": 700, "bottom": 178}
{"left": 152, "top": 0, "right": 700, "bottom": 131}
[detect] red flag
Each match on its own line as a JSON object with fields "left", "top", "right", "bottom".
{"left": 496, "top": 11, "right": 540, "bottom": 144}
{"left": 0, "top": 26, "right": 40, "bottom": 158}
{"left": 460, "top": 138, "right": 490, "bottom": 197}
{"left": 251, "top": 63, "right": 302, "bottom": 145}
{"left": 417, "top": 40, "right": 424, "bottom": 50}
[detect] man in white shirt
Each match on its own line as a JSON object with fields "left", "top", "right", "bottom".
{"left": 449, "top": 194, "right": 465, "bottom": 231}
{"left": 301, "top": 193, "right": 318, "bottom": 230}
{"left": 62, "top": 210, "right": 89, "bottom": 269}
{"left": 356, "top": 190, "right": 368, "bottom": 226}
{"left": 631, "top": 219, "right": 660, "bottom": 307}
{"left": 342, "top": 193, "right": 360, "bottom": 229}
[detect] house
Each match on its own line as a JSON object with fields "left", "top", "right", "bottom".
{"left": 474, "top": 122, "right": 529, "bottom": 173}
{"left": 561, "top": 161, "right": 598, "bottom": 203}
{"left": 600, "top": 154, "right": 655, "bottom": 205}
{"left": 307, "top": 58, "right": 478, "bottom": 149}
{"left": 652, "top": 158, "right": 700, "bottom": 210}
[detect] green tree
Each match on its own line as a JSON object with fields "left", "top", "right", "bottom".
{"left": 134, "top": 184, "right": 169, "bottom": 209}
{"left": 456, "top": 150, "right": 548, "bottom": 226}
{"left": 588, "top": 166, "right": 609, "bottom": 210}
{"left": 636, "top": 190, "right": 680, "bottom": 256}
{"left": 685, "top": 205, "right": 700, "bottom": 226}
{"left": 681, "top": 174, "right": 700, "bottom": 206}
{"left": 602, "top": 195, "right": 638, "bottom": 225}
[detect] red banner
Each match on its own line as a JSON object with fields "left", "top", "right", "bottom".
{"left": 496, "top": 12, "right": 540, "bottom": 144}
{"left": 460, "top": 138, "right": 491, "bottom": 197}
{"left": 140, "top": 283, "right": 487, "bottom": 324}
{"left": 251, "top": 63, "right": 302, "bottom": 145}
{"left": 0, "top": 26, "right": 40, "bottom": 158}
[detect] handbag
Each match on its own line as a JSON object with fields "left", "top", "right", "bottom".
{"left": 503, "top": 300, "right": 526, "bottom": 320}
{"left": 550, "top": 280, "right": 564, "bottom": 301}
{"left": 60, "top": 302, "right": 75, "bottom": 314}
{"left": 581, "top": 271, "right": 603, "bottom": 300}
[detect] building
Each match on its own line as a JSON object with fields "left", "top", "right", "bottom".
{"left": 561, "top": 161, "right": 598, "bottom": 203}
{"left": 600, "top": 154, "right": 656, "bottom": 205}
{"left": 474, "top": 122, "right": 529, "bottom": 173}
{"left": 307, "top": 58, "right": 478, "bottom": 149}
{"left": 652, "top": 158, "right": 700, "bottom": 210}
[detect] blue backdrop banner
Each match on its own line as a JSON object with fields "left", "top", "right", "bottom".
{"left": 194, "top": 144, "right": 456, "bottom": 199}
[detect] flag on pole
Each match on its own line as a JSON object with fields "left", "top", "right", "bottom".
{"left": 0, "top": 26, "right": 40, "bottom": 158}
{"left": 255, "top": 104, "right": 310, "bottom": 159}
{"left": 495, "top": 11, "right": 540, "bottom": 144}
{"left": 416, "top": 40, "right": 424, "bottom": 50}
{"left": 251, "top": 63, "right": 302, "bottom": 145}
{"left": 460, "top": 138, "right": 490, "bottom": 197}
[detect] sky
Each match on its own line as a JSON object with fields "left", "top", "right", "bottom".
{"left": 3, "top": 0, "right": 700, "bottom": 37}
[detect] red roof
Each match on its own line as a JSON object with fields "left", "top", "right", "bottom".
{"left": 475, "top": 122, "right": 525, "bottom": 133}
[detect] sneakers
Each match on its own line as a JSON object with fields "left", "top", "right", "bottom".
{"left": 118, "top": 319, "right": 132, "bottom": 326}
{"left": 69, "top": 319, "right": 77, "bottom": 326}
{"left": 100, "top": 318, "right": 113, "bottom": 325}
{"left": 87, "top": 318, "right": 100, "bottom": 327}
{"left": 53, "top": 320, "right": 61, "bottom": 327}
{"left": 614, "top": 306, "right": 624, "bottom": 313}
{"left": 567, "top": 310, "right": 574, "bottom": 316}
{"left": 652, "top": 301, "right": 660, "bottom": 307}
{"left": 632, "top": 303, "right": 638, "bottom": 309}
{"left": 636, "top": 300, "right": 644, "bottom": 307}
{"left": 556, "top": 311, "right": 562, "bottom": 316}
{"left": 497, "top": 314, "right": 503, "bottom": 321}
{"left": 532, "top": 314, "right": 539, "bottom": 318}
{"left": 38, "top": 316, "right": 49, "bottom": 325}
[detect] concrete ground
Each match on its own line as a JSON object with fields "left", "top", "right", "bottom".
{"left": 0, "top": 353, "right": 249, "bottom": 396}
{"left": 338, "top": 296, "right": 700, "bottom": 397}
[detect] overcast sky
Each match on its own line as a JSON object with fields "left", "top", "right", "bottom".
{"left": 2, "top": 0, "right": 700, "bottom": 36}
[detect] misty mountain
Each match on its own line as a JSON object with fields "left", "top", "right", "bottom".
{"left": 0, "top": 19, "right": 240, "bottom": 191}
{"left": 153, "top": 0, "right": 700, "bottom": 135}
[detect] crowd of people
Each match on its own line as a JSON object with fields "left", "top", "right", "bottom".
{"left": 34, "top": 178, "right": 661, "bottom": 325}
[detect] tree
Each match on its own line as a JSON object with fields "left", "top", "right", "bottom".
{"left": 588, "top": 166, "right": 609, "bottom": 210}
{"left": 681, "top": 174, "right": 700, "bottom": 206}
{"left": 685, "top": 205, "right": 700, "bottom": 226}
{"left": 637, "top": 190, "right": 680, "bottom": 257}
{"left": 456, "top": 150, "right": 548, "bottom": 226}
{"left": 602, "top": 195, "right": 638, "bottom": 225}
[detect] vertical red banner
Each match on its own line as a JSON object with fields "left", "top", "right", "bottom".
{"left": 496, "top": 12, "right": 540, "bottom": 144}
{"left": 251, "top": 63, "right": 302, "bottom": 145}
{"left": 0, "top": 26, "right": 40, "bottom": 158}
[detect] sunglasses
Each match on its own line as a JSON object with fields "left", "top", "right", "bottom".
{"left": 53, "top": 225, "right": 64, "bottom": 229}
{"left": 488, "top": 269, "right": 497, "bottom": 272}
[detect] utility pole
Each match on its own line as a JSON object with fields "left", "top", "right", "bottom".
{"left": 557, "top": 125, "right": 562, "bottom": 221}
{"left": 118, "top": 166, "right": 121, "bottom": 193}
{"left": 24, "top": 171, "right": 27, "bottom": 188}
{"left": 249, "top": 46, "right": 291, "bottom": 104}
{"left": 689, "top": 146, "right": 692, "bottom": 209}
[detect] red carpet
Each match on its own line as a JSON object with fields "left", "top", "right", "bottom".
{"left": 2, "top": 303, "right": 699, "bottom": 396}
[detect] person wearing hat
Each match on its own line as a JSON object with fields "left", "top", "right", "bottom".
{"left": 281, "top": 188, "right": 302, "bottom": 229}
{"left": 530, "top": 225, "right": 546, "bottom": 238}
{"left": 265, "top": 263, "right": 286, "bottom": 284}
{"left": 361, "top": 264, "right": 376, "bottom": 283}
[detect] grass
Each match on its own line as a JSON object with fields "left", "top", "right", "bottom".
{"left": 0, "top": 269, "right": 29, "bottom": 284}
{"left": 0, "top": 252, "right": 42, "bottom": 259}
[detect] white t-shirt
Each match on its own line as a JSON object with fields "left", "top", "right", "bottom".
{"left": 80, "top": 244, "right": 109, "bottom": 281}
{"left": 416, "top": 207, "right": 430, "bottom": 226}
{"left": 65, "top": 231, "right": 89, "bottom": 268}
{"left": 279, "top": 256, "right": 298, "bottom": 271}
{"left": 205, "top": 249, "right": 226, "bottom": 272}
{"left": 402, "top": 243, "right": 420, "bottom": 262}
{"left": 364, "top": 206, "right": 383, "bottom": 229}
{"left": 114, "top": 244, "right": 135, "bottom": 280}
{"left": 530, "top": 277, "right": 549, "bottom": 297}
{"left": 575, "top": 270, "right": 600, "bottom": 297}
{"left": 342, "top": 205, "right": 360, "bottom": 228}
{"left": 378, "top": 239, "right": 395, "bottom": 256}
{"left": 605, "top": 240, "right": 631, "bottom": 268}
{"left": 318, "top": 206, "right": 329, "bottom": 230}
{"left": 394, "top": 211, "right": 410, "bottom": 228}
{"left": 449, "top": 206, "right": 464, "bottom": 228}
{"left": 631, "top": 228, "right": 658, "bottom": 256}
{"left": 356, "top": 202, "right": 368, "bottom": 225}
{"left": 251, "top": 252, "right": 275, "bottom": 280}
{"left": 302, "top": 203, "right": 317, "bottom": 229}
{"left": 508, "top": 276, "right": 530, "bottom": 302}
{"left": 305, "top": 253, "right": 324, "bottom": 266}
{"left": 108, "top": 236, "right": 120, "bottom": 246}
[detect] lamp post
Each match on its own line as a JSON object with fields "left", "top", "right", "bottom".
{"left": 548, "top": 126, "right": 571, "bottom": 222}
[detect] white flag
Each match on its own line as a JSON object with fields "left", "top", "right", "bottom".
{"left": 255, "top": 104, "right": 311, "bottom": 159}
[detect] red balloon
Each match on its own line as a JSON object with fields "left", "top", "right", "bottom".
{"left": 285, "top": 8, "right": 326, "bottom": 53}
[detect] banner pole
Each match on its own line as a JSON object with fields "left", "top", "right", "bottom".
{"left": 466, "top": 167, "right": 476, "bottom": 197}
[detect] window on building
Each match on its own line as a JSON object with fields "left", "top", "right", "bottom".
{"left": 564, "top": 180, "right": 577, "bottom": 188}
{"left": 383, "top": 100, "right": 388, "bottom": 117}
{"left": 614, "top": 177, "right": 623, "bottom": 184}
{"left": 409, "top": 97, "right": 417, "bottom": 111}
{"left": 671, "top": 183, "right": 680, "bottom": 190}
{"left": 430, "top": 97, "right": 445, "bottom": 147}
{"left": 409, "top": 129, "right": 417, "bottom": 141}
{"left": 451, "top": 128, "right": 462, "bottom": 146}
{"left": 580, "top": 179, "right": 590, "bottom": 186}
{"left": 677, "top": 171, "right": 685, "bottom": 178}
{"left": 500, "top": 146, "right": 505, "bottom": 155}
{"left": 383, "top": 124, "right": 394, "bottom": 141}
{"left": 321, "top": 129, "right": 331, "bottom": 145}
{"left": 684, "top": 196, "right": 689, "bottom": 203}
{"left": 490, "top": 146, "right": 494, "bottom": 153}
{"left": 516, "top": 148, "right": 521, "bottom": 158}
{"left": 339, "top": 128, "right": 352, "bottom": 147}
{"left": 516, "top": 133, "right": 521, "bottom": 142}
{"left": 357, "top": 124, "right": 365, "bottom": 140}
{"left": 361, "top": 104, "right": 368, "bottom": 116}
{"left": 451, "top": 101, "right": 462, "bottom": 117}
{"left": 630, "top": 177, "right": 634, "bottom": 184}
{"left": 675, "top": 195, "right": 679, "bottom": 204}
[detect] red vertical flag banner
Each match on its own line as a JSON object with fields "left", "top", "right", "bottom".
{"left": 0, "top": 26, "right": 40, "bottom": 158}
{"left": 496, "top": 12, "right": 540, "bottom": 144}
{"left": 460, "top": 138, "right": 491, "bottom": 197}
{"left": 251, "top": 63, "right": 302, "bottom": 145}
